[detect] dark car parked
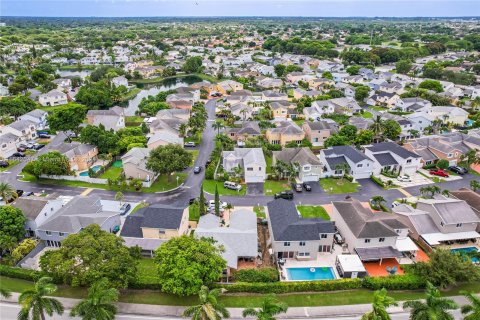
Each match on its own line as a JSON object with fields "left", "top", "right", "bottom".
{"left": 38, "top": 134, "right": 51, "bottom": 139}
{"left": 274, "top": 190, "right": 294, "bottom": 200}
{"left": 303, "top": 182, "right": 312, "bottom": 191}
{"left": 17, "top": 147, "right": 26, "bottom": 152}
{"left": 0, "top": 160, "right": 9, "bottom": 168}
{"left": 33, "top": 144, "right": 45, "bottom": 150}
{"left": 10, "top": 152, "right": 25, "bottom": 158}
{"left": 193, "top": 166, "right": 202, "bottom": 174}
{"left": 448, "top": 166, "right": 468, "bottom": 175}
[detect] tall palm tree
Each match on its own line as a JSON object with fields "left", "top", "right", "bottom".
{"left": 361, "top": 288, "right": 397, "bottom": 320}
{"left": 183, "top": 286, "right": 230, "bottom": 320}
{"left": 0, "top": 182, "right": 17, "bottom": 205}
{"left": 370, "top": 115, "right": 384, "bottom": 142}
{"left": 18, "top": 277, "right": 64, "bottom": 320}
{"left": 70, "top": 279, "right": 119, "bottom": 320}
{"left": 403, "top": 282, "right": 458, "bottom": 320}
{"left": 212, "top": 120, "right": 226, "bottom": 135}
{"left": 370, "top": 196, "right": 386, "bottom": 210}
{"left": 461, "top": 291, "right": 480, "bottom": 320}
{"left": 242, "top": 294, "right": 288, "bottom": 320}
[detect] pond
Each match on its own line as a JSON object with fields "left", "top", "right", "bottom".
{"left": 56, "top": 69, "right": 92, "bottom": 80}
{"left": 123, "top": 75, "right": 203, "bottom": 116}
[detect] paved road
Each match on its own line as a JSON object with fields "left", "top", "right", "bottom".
{"left": 1, "top": 99, "right": 477, "bottom": 207}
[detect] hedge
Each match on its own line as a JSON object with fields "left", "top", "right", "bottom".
{"left": 362, "top": 274, "right": 426, "bottom": 290}
{"left": 371, "top": 175, "right": 385, "bottom": 187}
{"left": 0, "top": 265, "right": 45, "bottom": 282}
{"left": 233, "top": 268, "right": 279, "bottom": 283}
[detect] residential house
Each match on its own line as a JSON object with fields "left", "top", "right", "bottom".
{"left": 211, "top": 80, "right": 244, "bottom": 95}
{"left": 304, "top": 98, "right": 361, "bottom": 119}
{"left": 195, "top": 209, "right": 258, "bottom": 274}
{"left": 51, "top": 142, "right": 98, "bottom": 172}
{"left": 262, "top": 90, "right": 288, "bottom": 102}
{"left": 302, "top": 121, "right": 336, "bottom": 147}
{"left": 147, "top": 132, "right": 183, "bottom": 149}
{"left": 0, "top": 133, "right": 18, "bottom": 158}
{"left": 320, "top": 146, "right": 374, "bottom": 180}
{"left": 19, "top": 109, "right": 48, "bottom": 130}
{"left": 366, "top": 92, "right": 400, "bottom": 108}
{"left": 270, "top": 101, "right": 292, "bottom": 120}
{"left": 331, "top": 198, "right": 419, "bottom": 264}
{"left": 1, "top": 120, "right": 37, "bottom": 141}
{"left": 226, "top": 121, "right": 262, "bottom": 146}
{"left": 405, "top": 112, "right": 434, "bottom": 133}
{"left": 258, "top": 78, "right": 283, "bottom": 89}
{"left": 112, "top": 76, "right": 129, "bottom": 87}
{"left": 52, "top": 78, "right": 72, "bottom": 91}
{"left": 36, "top": 195, "right": 120, "bottom": 247}
{"left": 364, "top": 142, "right": 422, "bottom": 176}
{"left": 265, "top": 121, "right": 305, "bottom": 146}
{"left": 120, "top": 204, "right": 190, "bottom": 256}
{"left": 417, "top": 106, "right": 469, "bottom": 126}
{"left": 395, "top": 97, "right": 432, "bottom": 112}
{"left": 272, "top": 147, "right": 323, "bottom": 182}
{"left": 222, "top": 148, "right": 266, "bottom": 183}
{"left": 267, "top": 199, "right": 336, "bottom": 260}
{"left": 12, "top": 194, "right": 64, "bottom": 237}
{"left": 122, "top": 147, "right": 156, "bottom": 182}
{"left": 86, "top": 106, "right": 125, "bottom": 131}
{"left": 393, "top": 198, "right": 480, "bottom": 249}
{"left": 38, "top": 90, "right": 68, "bottom": 107}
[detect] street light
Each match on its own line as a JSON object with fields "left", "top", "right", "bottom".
{"left": 176, "top": 175, "right": 180, "bottom": 187}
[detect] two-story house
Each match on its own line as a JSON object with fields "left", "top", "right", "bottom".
{"left": 222, "top": 148, "right": 267, "bottom": 183}
{"left": 226, "top": 121, "right": 261, "bottom": 146}
{"left": 331, "top": 198, "right": 419, "bottom": 264}
{"left": 265, "top": 121, "right": 305, "bottom": 146}
{"left": 267, "top": 199, "right": 335, "bottom": 260}
{"left": 0, "top": 133, "right": 19, "bottom": 159}
{"left": 364, "top": 142, "right": 422, "bottom": 176}
{"left": 393, "top": 198, "right": 480, "bottom": 249}
{"left": 272, "top": 147, "right": 323, "bottom": 182}
{"left": 52, "top": 142, "right": 98, "bottom": 172}
{"left": 19, "top": 109, "right": 48, "bottom": 131}
{"left": 320, "top": 145, "right": 374, "bottom": 180}
{"left": 302, "top": 121, "right": 336, "bottom": 147}
{"left": 122, "top": 147, "right": 157, "bottom": 182}
{"left": 1, "top": 119, "right": 37, "bottom": 142}
{"left": 36, "top": 195, "right": 121, "bottom": 247}
{"left": 38, "top": 89, "right": 68, "bottom": 107}
{"left": 86, "top": 106, "right": 125, "bottom": 132}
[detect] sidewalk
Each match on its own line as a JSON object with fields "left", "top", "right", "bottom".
{"left": 1, "top": 292, "right": 472, "bottom": 319}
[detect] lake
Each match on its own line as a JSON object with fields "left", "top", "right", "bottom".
{"left": 124, "top": 75, "right": 203, "bottom": 116}
{"left": 56, "top": 69, "right": 92, "bottom": 80}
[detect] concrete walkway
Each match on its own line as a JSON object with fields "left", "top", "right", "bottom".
{"left": 1, "top": 292, "right": 474, "bottom": 319}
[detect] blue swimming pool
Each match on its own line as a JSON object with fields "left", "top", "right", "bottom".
{"left": 451, "top": 247, "right": 479, "bottom": 263}
{"left": 287, "top": 267, "right": 336, "bottom": 281}
{"left": 79, "top": 165, "right": 102, "bottom": 177}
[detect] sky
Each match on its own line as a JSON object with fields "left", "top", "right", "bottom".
{"left": 1, "top": 0, "right": 480, "bottom": 17}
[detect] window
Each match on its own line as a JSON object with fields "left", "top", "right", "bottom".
{"left": 357, "top": 163, "right": 363, "bottom": 168}
{"left": 297, "top": 252, "right": 310, "bottom": 257}
{"left": 299, "top": 241, "right": 306, "bottom": 246}
{"left": 284, "top": 242, "right": 290, "bottom": 247}
{"left": 46, "top": 231, "right": 52, "bottom": 236}
{"left": 314, "top": 138, "right": 318, "bottom": 142}
{"left": 159, "top": 230, "right": 166, "bottom": 235}
{"left": 447, "top": 153, "right": 453, "bottom": 158}
{"left": 440, "top": 221, "right": 444, "bottom": 226}
{"left": 259, "top": 167, "right": 261, "bottom": 171}
{"left": 59, "top": 232, "right": 65, "bottom": 237}
{"left": 247, "top": 167, "right": 253, "bottom": 171}
{"left": 456, "top": 223, "right": 463, "bottom": 228}
{"left": 407, "top": 159, "right": 412, "bottom": 163}
{"left": 364, "top": 239, "right": 371, "bottom": 243}
{"left": 320, "top": 234, "right": 328, "bottom": 239}
{"left": 379, "top": 238, "right": 385, "bottom": 242}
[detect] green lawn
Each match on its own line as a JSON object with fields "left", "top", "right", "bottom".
{"left": 130, "top": 202, "right": 149, "bottom": 215}
{"left": 125, "top": 115, "right": 145, "bottom": 127}
{"left": 189, "top": 150, "right": 200, "bottom": 165}
{"left": 370, "top": 106, "right": 388, "bottom": 112}
{"left": 203, "top": 180, "right": 246, "bottom": 196}
{"left": 99, "top": 166, "right": 123, "bottom": 179}
{"left": 297, "top": 206, "right": 330, "bottom": 220}
{"left": 293, "top": 119, "right": 305, "bottom": 126}
{"left": 253, "top": 205, "right": 266, "bottom": 218}
{"left": 3, "top": 276, "right": 480, "bottom": 308}
{"left": 137, "top": 258, "right": 158, "bottom": 284}
{"left": 265, "top": 155, "right": 273, "bottom": 174}
{"left": 185, "top": 133, "right": 203, "bottom": 145}
{"left": 264, "top": 180, "right": 291, "bottom": 196}
{"left": 360, "top": 111, "right": 373, "bottom": 119}
{"left": 21, "top": 172, "right": 187, "bottom": 193}
{"left": 320, "top": 178, "right": 360, "bottom": 194}
{"left": 0, "top": 160, "right": 20, "bottom": 172}
{"left": 120, "top": 88, "right": 142, "bottom": 102}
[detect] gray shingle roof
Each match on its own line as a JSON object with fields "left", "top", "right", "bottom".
{"left": 373, "top": 153, "right": 398, "bottom": 166}
{"left": 365, "top": 142, "right": 420, "bottom": 160}
{"left": 323, "top": 146, "right": 370, "bottom": 164}
{"left": 267, "top": 199, "right": 335, "bottom": 241}
{"left": 272, "top": 147, "right": 321, "bottom": 166}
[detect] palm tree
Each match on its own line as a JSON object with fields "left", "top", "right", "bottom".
{"left": 370, "top": 196, "right": 386, "bottom": 210}
{"left": 70, "top": 278, "right": 119, "bottom": 320}
{"left": 361, "top": 288, "right": 397, "bottom": 320}
{"left": 240, "top": 108, "right": 248, "bottom": 122}
{"left": 0, "top": 182, "right": 17, "bottom": 205}
{"left": 461, "top": 291, "right": 480, "bottom": 320}
{"left": 18, "top": 277, "right": 64, "bottom": 320}
{"left": 212, "top": 120, "right": 226, "bottom": 135}
{"left": 242, "top": 294, "right": 288, "bottom": 320}
{"left": 370, "top": 115, "right": 384, "bottom": 142}
{"left": 179, "top": 123, "right": 189, "bottom": 137}
{"left": 403, "top": 282, "right": 458, "bottom": 320}
{"left": 441, "top": 189, "right": 450, "bottom": 197}
{"left": 183, "top": 286, "right": 230, "bottom": 320}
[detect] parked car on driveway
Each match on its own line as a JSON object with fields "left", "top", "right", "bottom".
{"left": 33, "top": 144, "right": 45, "bottom": 150}
{"left": 38, "top": 134, "right": 51, "bottom": 139}
{"left": 429, "top": 169, "right": 449, "bottom": 177}
{"left": 193, "top": 166, "right": 202, "bottom": 174}
{"left": 17, "top": 147, "right": 26, "bottom": 152}
{"left": 303, "top": 182, "right": 312, "bottom": 191}
{"left": 9, "top": 152, "right": 25, "bottom": 158}
{"left": 448, "top": 166, "right": 468, "bottom": 175}
{"left": 184, "top": 142, "right": 196, "bottom": 148}
{"left": 274, "top": 190, "right": 294, "bottom": 200}
{"left": 223, "top": 181, "right": 242, "bottom": 191}
{"left": 292, "top": 183, "right": 303, "bottom": 192}
{"left": 0, "top": 160, "right": 9, "bottom": 168}
{"left": 397, "top": 175, "right": 411, "bottom": 182}
{"left": 120, "top": 203, "right": 131, "bottom": 215}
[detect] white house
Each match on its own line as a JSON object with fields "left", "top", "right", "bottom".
{"left": 222, "top": 148, "right": 266, "bottom": 183}
{"left": 319, "top": 145, "right": 374, "bottom": 180}
{"left": 364, "top": 142, "right": 422, "bottom": 176}
{"left": 38, "top": 90, "right": 68, "bottom": 107}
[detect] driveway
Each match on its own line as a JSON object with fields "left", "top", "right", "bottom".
{"left": 246, "top": 182, "right": 264, "bottom": 195}
{"left": 375, "top": 172, "right": 432, "bottom": 188}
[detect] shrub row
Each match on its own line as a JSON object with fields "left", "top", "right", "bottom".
{"left": 370, "top": 175, "right": 385, "bottom": 187}
{"left": 362, "top": 274, "right": 426, "bottom": 290}
{"left": 0, "top": 265, "right": 44, "bottom": 282}
{"left": 233, "top": 268, "right": 279, "bottom": 283}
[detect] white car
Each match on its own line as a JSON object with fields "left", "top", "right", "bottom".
{"left": 397, "top": 175, "right": 411, "bottom": 182}
{"left": 208, "top": 200, "right": 228, "bottom": 209}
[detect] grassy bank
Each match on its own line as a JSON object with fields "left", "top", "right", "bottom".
{"left": 2, "top": 276, "right": 480, "bottom": 308}
{"left": 128, "top": 73, "right": 218, "bottom": 85}
{"left": 120, "top": 87, "right": 142, "bottom": 101}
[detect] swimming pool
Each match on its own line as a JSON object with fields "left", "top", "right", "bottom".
{"left": 79, "top": 165, "right": 102, "bottom": 177}
{"left": 451, "top": 247, "right": 479, "bottom": 263}
{"left": 286, "top": 267, "right": 336, "bottom": 281}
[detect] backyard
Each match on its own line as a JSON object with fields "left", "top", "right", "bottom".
{"left": 320, "top": 178, "right": 360, "bottom": 194}
{"left": 203, "top": 179, "right": 246, "bottom": 196}
{"left": 264, "top": 180, "right": 290, "bottom": 196}
{"left": 297, "top": 205, "right": 330, "bottom": 220}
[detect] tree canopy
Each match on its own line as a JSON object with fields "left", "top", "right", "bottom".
{"left": 0, "top": 206, "right": 27, "bottom": 252}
